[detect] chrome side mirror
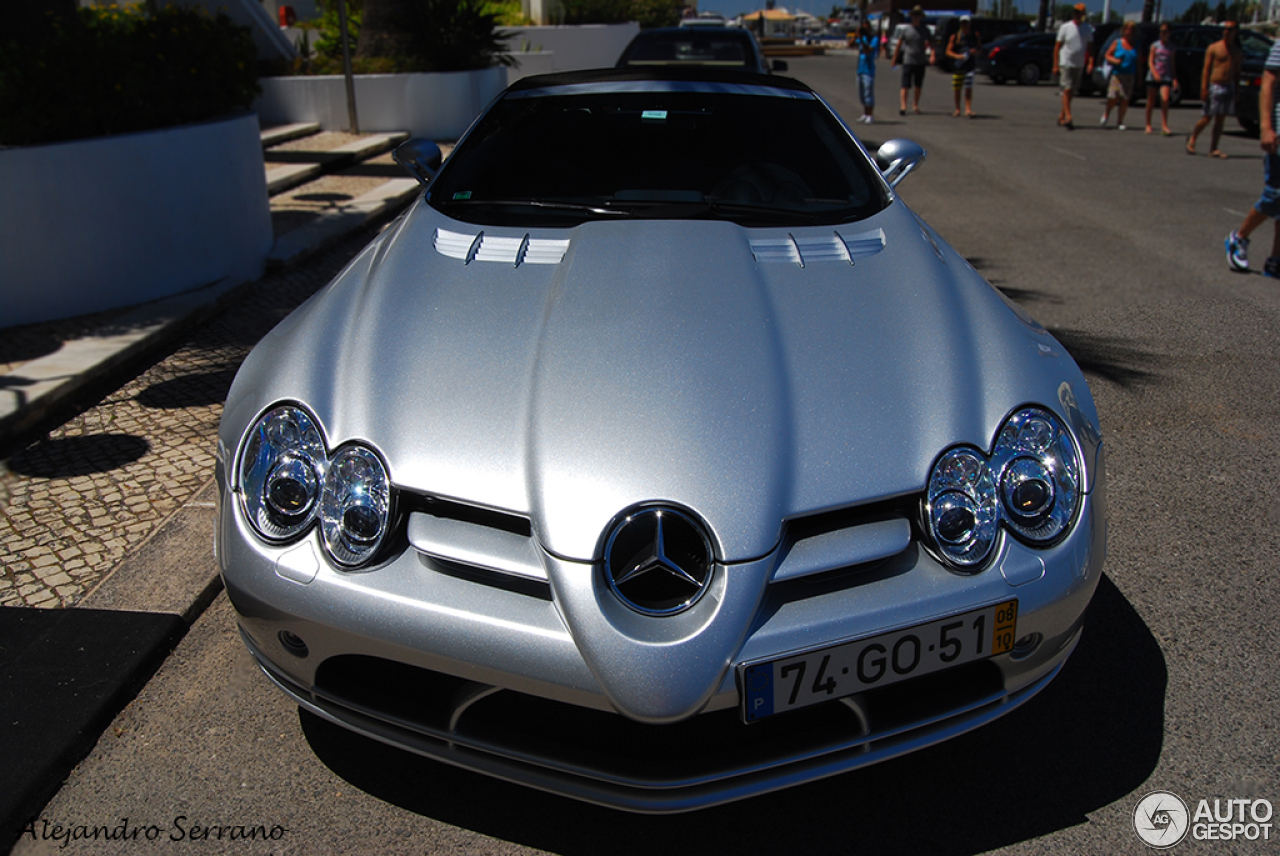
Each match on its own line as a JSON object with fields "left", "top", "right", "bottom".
{"left": 876, "top": 139, "right": 926, "bottom": 188}
{"left": 394, "top": 138, "right": 443, "bottom": 188}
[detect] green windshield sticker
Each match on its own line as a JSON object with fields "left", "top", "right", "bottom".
{"left": 453, "top": 191, "right": 472, "bottom": 200}
{"left": 641, "top": 110, "right": 668, "bottom": 121}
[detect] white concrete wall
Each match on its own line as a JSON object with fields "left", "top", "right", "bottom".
{"left": 255, "top": 67, "right": 507, "bottom": 139}
{"left": 0, "top": 113, "right": 272, "bottom": 328}
{"left": 500, "top": 23, "right": 639, "bottom": 71}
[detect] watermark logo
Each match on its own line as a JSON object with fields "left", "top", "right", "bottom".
{"left": 1134, "top": 791, "right": 1190, "bottom": 849}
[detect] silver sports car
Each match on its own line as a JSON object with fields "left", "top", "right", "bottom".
{"left": 216, "top": 67, "right": 1106, "bottom": 812}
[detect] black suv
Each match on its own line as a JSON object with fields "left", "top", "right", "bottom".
{"left": 979, "top": 31, "right": 1057, "bottom": 85}
{"left": 1089, "top": 23, "right": 1272, "bottom": 133}
{"left": 934, "top": 16, "right": 1032, "bottom": 73}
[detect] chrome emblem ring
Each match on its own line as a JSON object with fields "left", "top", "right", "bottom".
{"left": 603, "top": 506, "right": 714, "bottom": 616}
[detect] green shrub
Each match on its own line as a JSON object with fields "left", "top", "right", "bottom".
{"left": 0, "top": 4, "right": 259, "bottom": 147}
{"left": 558, "top": 0, "right": 681, "bottom": 27}
{"left": 287, "top": 0, "right": 512, "bottom": 74}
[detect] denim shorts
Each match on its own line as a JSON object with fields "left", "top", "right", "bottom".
{"left": 1256, "top": 152, "right": 1280, "bottom": 218}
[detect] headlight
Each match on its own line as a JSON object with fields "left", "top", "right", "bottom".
{"left": 926, "top": 447, "right": 999, "bottom": 569}
{"left": 926, "top": 406, "right": 1082, "bottom": 571}
{"left": 991, "top": 407, "right": 1080, "bottom": 544}
{"left": 321, "top": 446, "right": 392, "bottom": 567}
{"left": 240, "top": 406, "right": 325, "bottom": 541}
{"left": 238, "top": 405, "right": 393, "bottom": 568}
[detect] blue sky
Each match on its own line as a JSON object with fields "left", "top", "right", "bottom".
{"left": 691, "top": 0, "right": 1204, "bottom": 23}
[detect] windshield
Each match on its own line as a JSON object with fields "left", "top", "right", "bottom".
{"left": 428, "top": 85, "right": 889, "bottom": 228}
{"left": 619, "top": 31, "right": 757, "bottom": 68}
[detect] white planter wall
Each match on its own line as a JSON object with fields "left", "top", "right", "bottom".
{"left": 255, "top": 67, "right": 507, "bottom": 139}
{"left": 0, "top": 113, "right": 272, "bottom": 328}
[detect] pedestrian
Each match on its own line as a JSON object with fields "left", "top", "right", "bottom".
{"left": 857, "top": 20, "right": 878, "bottom": 124}
{"left": 1145, "top": 22, "right": 1177, "bottom": 135}
{"left": 1187, "top": 20, "right": 1242, "bottom": 158}
{"left": 946, "top": 15, "right": 981, "bottom": 118}
{"left": 1053, "top": 3, "right": 1094, "bottom": 130}
{"left": 1225, "top": 34, "right": 1280, "bottom": 275}
{"left": 1100, "top": 21, "right": 1138, "bottom": 129}
{"left": 892, "top": 5, "right": 935, "bottom": 116}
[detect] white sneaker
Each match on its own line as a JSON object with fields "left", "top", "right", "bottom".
{"left": 1118, "top": 124, "right": 1127, "bottom": 131}
{"left": 864, "top": 115, "right": 874, "bottom": 124}
{"left": 1100, "top": 114, "right": 1109, "bottom": 127}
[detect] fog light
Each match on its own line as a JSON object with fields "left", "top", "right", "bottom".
{"left": 278, "top": 630, "right": 309, "bottom": 658}
{"left": 1010, "top": 632, "right": 1042, "bottom": 660}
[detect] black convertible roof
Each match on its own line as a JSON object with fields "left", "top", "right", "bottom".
{"left": 504, "top": 66, "right": 812, "bottom": 94}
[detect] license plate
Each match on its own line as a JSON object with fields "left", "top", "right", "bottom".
{"left": 739, "top": 599, "right": 1017, "bottom": 722}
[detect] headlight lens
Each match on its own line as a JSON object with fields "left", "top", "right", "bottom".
{"left": 321, "top": 446, "right": 392, "bottom": 567}
{"left": 927, "top": 448, "right": 999, "bottom": 568}
{"left": 240, "top": 406, "right": 325, "bottom": 541}
{"left": 992, "top": 408, "right": 1080, "bottom": 544}
{"left": 926, "top": 406, "right": 1082, "bottom": 570}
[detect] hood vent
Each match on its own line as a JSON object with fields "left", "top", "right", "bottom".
{"left": 750, "top": 229, "right": 885, "bottom": 268}
{"left": 435, "top": 229, "right": 570, "bottom": 267}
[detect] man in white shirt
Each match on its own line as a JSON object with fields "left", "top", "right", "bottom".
{"left": 1052, "top": 3, "right": 1094, "bottom": 129}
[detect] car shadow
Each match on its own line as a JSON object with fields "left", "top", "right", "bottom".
{"left": 301, "top": 573, "right": 1165, "bottom": 854}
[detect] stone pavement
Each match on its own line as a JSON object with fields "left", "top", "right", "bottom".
{"left": 0, "top": 228, "right": 380, "bottom": 609}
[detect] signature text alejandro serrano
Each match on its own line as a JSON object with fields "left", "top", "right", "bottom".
{"left": 20, "top": 817, "right": 288, "bottom": 848}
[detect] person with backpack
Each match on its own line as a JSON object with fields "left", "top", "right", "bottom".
{"left": 856, "top": 20, "right": 879, "bottom": 124}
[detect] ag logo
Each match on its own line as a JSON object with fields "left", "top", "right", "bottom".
{"left": 1133, "top": 791, "right": 1190, "bottom": 848}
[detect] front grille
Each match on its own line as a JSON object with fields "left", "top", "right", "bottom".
{"left": 312, "top": 654, "right": 1005, "bottom": 788}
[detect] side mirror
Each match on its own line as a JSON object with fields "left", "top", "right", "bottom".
{"left": 393, "top": 138, "right": 443, "bottom": 188}
{"left": 771, "top": 59, "right": 789, "bottom": 72}
{"left": 875, "top": 138, "right": 926, "bottom": 187}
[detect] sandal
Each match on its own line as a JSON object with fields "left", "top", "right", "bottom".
{"left": 1211, "top": 150, "right": 1228, "bottom": 159}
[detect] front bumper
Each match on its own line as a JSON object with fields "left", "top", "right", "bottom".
{"left": 218, "top": 470, "right": 1105, "bottom": 811}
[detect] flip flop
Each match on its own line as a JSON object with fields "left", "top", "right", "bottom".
{"left": 1211, "top": 150, "right": 1228, "bottom": 159}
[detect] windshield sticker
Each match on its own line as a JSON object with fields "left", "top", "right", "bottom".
{"left": 641, "top": 109, "right": 668, "bottom": 122}
{"left": 453, "top": 191, "right": 472, "bottom": 200}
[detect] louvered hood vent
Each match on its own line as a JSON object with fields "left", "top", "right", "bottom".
{"left": 435, "top": 229, "right": 571, "bottom": 266}
{"left": 750, "top": 229, "right": 886, "bottom": 267}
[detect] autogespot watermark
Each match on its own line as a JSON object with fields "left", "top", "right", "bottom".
{"left": 1133, "top": 790, "right": 1275, "bottom": 848}
{"left": 17, "top": 817, "right": 288, "bottom": 849}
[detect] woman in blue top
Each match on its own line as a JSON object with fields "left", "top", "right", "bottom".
{"left": 1101, "top": 22, "right": 1139, "bottom": 129}
{"left": 856, "top": 21, "right": 878, "bottom": 124}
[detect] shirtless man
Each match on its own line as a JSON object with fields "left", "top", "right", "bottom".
{"left": 1188, "top": 21, "right": 1242, "bottom": 158}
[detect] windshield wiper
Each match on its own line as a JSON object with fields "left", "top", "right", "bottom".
{"left": 442, "top": 198, "right": 631, "bottom": 217}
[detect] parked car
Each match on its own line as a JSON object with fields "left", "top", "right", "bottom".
{"left": 679, "top": 13, "right": 728, "bottom": 27}
{"left": 980, "top": 31, "right": 1056, "bottom": 84}
{"left": 217, "top": 66, "right": 1107, "bottom": 813}
{"left": 935, "top": 16, "right": 1032, "bottom": 72}
{"left": 616, "top": 26, "right": 786, "bottom": 74}
{"left": 1089, "top": 23, "right": 1272, "bottom": 132}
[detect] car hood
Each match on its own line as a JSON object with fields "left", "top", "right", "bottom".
{"left": 224, "top": 200, "right": 1094, "bottom": 564}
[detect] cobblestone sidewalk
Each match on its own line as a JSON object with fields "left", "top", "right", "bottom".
{"left": 0, "top": 228, "right": 380, "bottom": 609}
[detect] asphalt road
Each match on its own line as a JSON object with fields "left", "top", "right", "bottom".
{"left": 12, "top": 57, "right": 1279, "bottom": 855}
